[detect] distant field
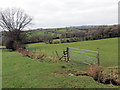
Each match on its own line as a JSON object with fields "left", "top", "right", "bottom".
{"left": 27, "top": 38, "right": 118, "bottom": 67}
{"left": 26, "top": 31, "right": 61, "bottom": 38}
{"left": 2, "top": 38, "right": 118, "bottom": 88}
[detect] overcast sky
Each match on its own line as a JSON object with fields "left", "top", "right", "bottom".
{"left": 0, "top": 0, "right": 119, "bottom": 28}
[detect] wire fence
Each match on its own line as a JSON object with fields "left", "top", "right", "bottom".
{"left": 69, "top": 47, "right": 99, "bottom": 65}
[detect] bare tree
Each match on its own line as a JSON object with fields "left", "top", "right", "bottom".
{"left": 0, "top": 8, "right": 32, "bottom": 31}
{"left": 0, "top": 8, "right": 32, "bottom": 50}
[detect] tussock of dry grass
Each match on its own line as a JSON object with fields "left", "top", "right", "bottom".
{"left": 87, "top": 65, "right": 120, "bottom": 86}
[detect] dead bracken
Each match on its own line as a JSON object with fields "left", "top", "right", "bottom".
{"left": 75, "top": 65, "right": 120, "bottom": 86}
{"left": 16, "top": 48, "right": 45, "bottom": 60}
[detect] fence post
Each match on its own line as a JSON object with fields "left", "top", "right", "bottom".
{"left": 63, "top": 47, "right": 70, "bottom": 62}
{"left": 97, "top": 48, "right": 100, "bottom": 66}
{"left": 66, "top": 47, "right": 69, "bottom": 62}
{"left": 63, "top": 50, "right": 67, "bottom": 62}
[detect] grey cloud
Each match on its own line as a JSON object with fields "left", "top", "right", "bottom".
{"left": 0, "top": 0, "right": 119, "bottom": 28}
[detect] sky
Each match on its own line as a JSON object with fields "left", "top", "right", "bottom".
{"left": 0, "top": 0, "right": 119, "bottom": 28}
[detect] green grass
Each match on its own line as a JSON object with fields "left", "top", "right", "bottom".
{"left": 0, "top": 50, "right": 2, "bottom": 89}
{"left": 27, "top": 38, "right": 118, "bottom": 67}
{"left": 2, "top": 49, "right": 115, "bottom": 88}
{"left": 2, "top": 38, "right": 118, "bottom": 88}
{"left": 26, "top": 31, "right": 61, "bottom": 38}
{"left": 0, "top": 46, "right": 5, "bottom": 48}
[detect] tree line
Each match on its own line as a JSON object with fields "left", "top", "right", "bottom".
{"left": 15, "top": 25, "right": 118, "bottom": 44}
{"left": 1, "top": 24, "right": 119, "bottom": 46}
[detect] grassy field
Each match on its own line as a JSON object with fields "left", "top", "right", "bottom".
{"left": 27, "top": 38, "right": 118, "bottom": 67}
{"left": 26, "top": 31, "right": 61, "bottom": 38}
{"left": 2, "top": 38, "right": 118, "bottom": 88}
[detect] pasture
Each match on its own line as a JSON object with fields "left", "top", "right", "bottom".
{"left": 27, "top": 38, "right": 118, "bottom": 67}
{"left": 2, "top": 38, "right": 118, "bottom": 88}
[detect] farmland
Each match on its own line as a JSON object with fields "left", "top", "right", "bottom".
{"left": 0, "top": 1, "right": 119, "bottom": 89}
{"left": 27, "top": 37, "right": 118, "bottom": 67}
{"left": 2, "top": 37, "right": 118, "bottom": 88}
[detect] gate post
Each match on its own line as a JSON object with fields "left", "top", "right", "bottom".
{"left": 66, "top": 47, "right": 69, "bottom": 62}
{"left": 97, "top": 48, "right": 100, "bottom": 66}
{"left": 63, "top": 47, "right": 70, "bottom": 62}
{"left": 63, "top": 50, "right": 67, "bottom": 62}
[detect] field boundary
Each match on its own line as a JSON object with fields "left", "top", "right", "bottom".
{"left": 63, "top": 47, "right": 100, "bottom": 65}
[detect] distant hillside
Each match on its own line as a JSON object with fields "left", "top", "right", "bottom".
{"left": 1, "top": 25, "right": 119, "bottom": 45}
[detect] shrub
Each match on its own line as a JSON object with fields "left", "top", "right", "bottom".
{"left": 4, "top": 29, "right": 27, "bottom": 51}
{"left": 87, "top": 65, "right": 120, "bottom": 85}
{"left": 87, "top": 65, "right": 103, "bottom": 81}
{"left": 6, "top": 40, "right": 14, "bottom": 50}
{"left": 6, "top": 40, "right": 25, "bottom": 51}
{"left": 52, "top": 40, "right": 60, "bottom": 44}
{"left": 13, "top": 41, "right": 25, "bottom": 50}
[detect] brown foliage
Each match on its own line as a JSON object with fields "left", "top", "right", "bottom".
{"left": 34, "top": 54, "right": 45, "bottom": 59}
{"left": 16, "top": 48, "right": 45, "bottom": 60}
{"left": 16, "top": 48, "right": 33, "bottom": 58}
{"left": 87, "top": 65, "right": 103, "bottom": 81}
{"left": 87, "top": 65, "right": 120, "bottom": 85}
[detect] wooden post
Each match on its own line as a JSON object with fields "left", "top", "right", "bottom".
{"left": 97, "top": 48, "right": 100, "bottom": 66}
{"left": 63, "top": 50, "right": 66, "bottom": 61}
{"left": 66, "top": 47, "right": 69, "bottom": 62}
{"left": 55, "top": 51, "right": 60, "bottom": 58}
